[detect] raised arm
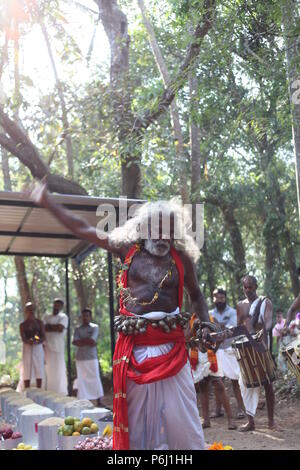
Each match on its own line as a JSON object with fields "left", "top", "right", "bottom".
{"left": 25, "top": 181, "right": 124, "bottom": 257}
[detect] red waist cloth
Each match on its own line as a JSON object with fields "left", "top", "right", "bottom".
{"left": 113, "top": 244, "right": 186, "bottom": 450}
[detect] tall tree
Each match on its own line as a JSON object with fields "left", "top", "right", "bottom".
{"left": 281, "top": 0, "right": 300, "bottom": 221}
{"left": 94, "top": 0, "right": 216, "bottom": 198}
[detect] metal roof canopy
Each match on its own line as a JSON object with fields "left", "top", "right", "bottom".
{"left": 0, "top": 190, "right": 144, "bottom": 258}
{"left": 0, "top": 190, "right": 145, "bottom": 395}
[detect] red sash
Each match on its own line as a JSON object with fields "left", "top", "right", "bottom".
{"left": 113, "top": 244, "right": 187, "bottom": 450}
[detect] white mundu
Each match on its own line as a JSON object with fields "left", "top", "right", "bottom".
{"left": 43, "top": 312, "right": 68, "bottom": 395}
{"left": 238, "top": 297, "right": 267, "bottom": 417}
{"left": 126, "top": 309, "right": 205, "bottom": 450}
{"left": 211, "top": 305, "right": 240, "bottom": 381}
{"left": 22, "top": 343, "right": 44, "bottom": 381}
{"left": 76, "top": 359, "right": 104, "bottom": 400}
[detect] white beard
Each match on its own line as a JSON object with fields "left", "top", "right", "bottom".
{"left": 144, "top": 239, "right": 170, "bottom": 257}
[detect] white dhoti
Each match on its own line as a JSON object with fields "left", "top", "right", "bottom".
{"left": 192, "top": 351, "right": 223, "bottom": 384}
{"left": 127, "top": 343, "right": 205, "bottom": 450}
{"left": 216, "top": 347, "right": 240, "bottom": 380}
{"left": 238, "top": 375, "right": 260, "bottom": 417}
{"left": 22, "top": 343, "right": 44, "bottom": 381}
{"left": 44, "top": 347, "right": 68, "bottom": 395}
{"left": 76, "top": 359, "right": 104, "bottom": 400}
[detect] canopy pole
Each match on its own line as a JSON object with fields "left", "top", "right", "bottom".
{"left": 65, "top": 258, "right": 72, "bottom": 396}
{"left": 107, "top": 251, "right": 115, "bottom": 364}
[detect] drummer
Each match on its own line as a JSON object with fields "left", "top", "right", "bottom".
{"left": 236, "top": 275, "right": 276, "bottom": 432}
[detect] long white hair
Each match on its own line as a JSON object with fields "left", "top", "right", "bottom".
{"left": 109, "top": 199, "right": 200, "bottom": 262}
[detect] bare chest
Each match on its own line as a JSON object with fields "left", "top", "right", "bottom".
{"left": 127, "top": 252, "right": 178, "bottom": 288}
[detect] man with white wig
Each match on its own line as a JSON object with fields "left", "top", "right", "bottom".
{"left": 27, "top": 181, "right": 213, "bottom": 450}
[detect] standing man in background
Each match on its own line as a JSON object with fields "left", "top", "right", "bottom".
{"left": 43, "top": 298, "right": 68, "bottom": 395}
{"left": 20, "top": 302, "right": 45, "bottom": 389}
{"left": 236, "top": 276, "right": 275, "bottom": 431}
{"left": 210, "top": 288, "right": 245, "bottom": 419}
{"left": 72, "top": 308, "right": 104, "bottom": 406}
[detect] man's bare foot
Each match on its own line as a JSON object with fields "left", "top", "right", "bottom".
{"left": 202, "top": 420, "right": 211, "bottom": 429}
{"left": 268, "top": 422, "right": 282, "bottom": 432}
{"left": 239, "top": 422, "right": 255, "bottom": 432}
{"left": 228, "top": 421, "right": 237, "bottom": 430}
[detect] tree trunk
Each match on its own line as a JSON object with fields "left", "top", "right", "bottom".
{"left": 71, "top": 259, "right": 88, "bottom": 312}
{"left": 38, "top": 15, "right": 89, "bottom": 305}
{"left": 0, "top": 109, "right": 87, "bottom": 195}
{"left": 189, "top": 72, "right": 202, "bottom": 203}
{"left": 282, "top": 0, "right": 300, "bottom": 220}
{"left": 39, "top": 17, "right": 74, "bottom": 179}
{"left": 95, "top": 0, "right": 140, "bottom": 198}
{"left": 95, "top": 0, "right": 216, "bottom": 198}
{"left": 202, "top": 241, "right": 216, "bottom": 302}
{"left": 1, "top": 34, "right": 32, "bottom": 315}
{"left": 1, "top": 148, "right": 11, "bottom": 190}
{"left": 14, "top": 257, "right": 31, "bottom": 312}
{"left": 138, "top": 0, "right": 189, "bottom": 202}
{"left": 220, "top": 204, "right": 246, "bottom": 298}
{"left": 286, "top": 238, "right": 299, "bottom": 296}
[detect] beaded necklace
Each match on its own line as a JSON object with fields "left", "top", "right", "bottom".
{"left": 117, "top": 243, "right": 175, "bottom": 307}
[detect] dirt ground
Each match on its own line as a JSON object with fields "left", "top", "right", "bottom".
{"left": 101, "top": 376, "right": 300, "bottom": 450}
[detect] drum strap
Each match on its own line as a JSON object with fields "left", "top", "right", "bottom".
{"left": 251, "top": 296, "right": 266, "bottom": 330}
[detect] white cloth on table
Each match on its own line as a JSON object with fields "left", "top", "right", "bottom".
{"left": 76, "top": 358, "right": 104, "bottom": 400}
{"left": 22, "top": 342, "right": 44, "bottom": 381}
{"left": 216, "top": 347, "right": 240, "bottom": 381}
{"left": 126, "top": 308, "right": 205, "bottom": 450}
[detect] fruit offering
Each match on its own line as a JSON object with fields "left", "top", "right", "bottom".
{"left": 12, "top": 443, "right": 33, "bottom": 450}
{"left": 0, "top": 425, "right": 21, "bottom": 440}
{"left": 74, "top": 436, "right": 113, "bottom": 450}
{"left": 102, "top": 425, "right": 112, "bottom": 437}
{"left": 57, "top": 416, "right": 99, "bottom": 436}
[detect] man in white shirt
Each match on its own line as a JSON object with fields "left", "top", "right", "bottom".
{"left": 210, "top": 288, "right": 245, "bottom": 419}
{"left": 72, "top": 308, "right": 104, "bottom": 405}
{"left": 43, "top": 298, "right": 68, "bottom": 395}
